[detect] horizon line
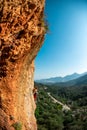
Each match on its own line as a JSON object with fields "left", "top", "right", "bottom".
{"left": 34, "top": 71, "right": 87, "bottom": 80}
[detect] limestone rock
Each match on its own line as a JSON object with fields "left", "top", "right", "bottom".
{"left": 0, "top": 0, "right": 45, "bottom": 130}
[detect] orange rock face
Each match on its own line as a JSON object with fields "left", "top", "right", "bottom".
{"left": 0, "top": 0, "right": 45, "bottom": 130}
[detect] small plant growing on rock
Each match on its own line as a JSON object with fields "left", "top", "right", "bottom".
{"left": 39, "top": 14, "right": 49, "bottom": 33}
{"left": 40, "top": 18, "right": 49, "bottom": 33}
{"left": 12, "top": 122, "right": 22, "bottom": 130}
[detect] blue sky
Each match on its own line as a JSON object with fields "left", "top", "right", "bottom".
{"left": 35, "top": 0, "right": 87, "bottom": 80}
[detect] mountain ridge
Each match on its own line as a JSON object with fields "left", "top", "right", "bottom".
{"left": 36, "top": 72, "right": 87, "bottom": 84}
{"left": 53, "top": 74, "right": 87, "bottom": 87}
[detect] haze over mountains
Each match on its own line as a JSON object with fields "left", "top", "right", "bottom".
{"left": 36, "top": 72, "right": 87, "bottom": 84}
{"left": 54, "top": 73, "right": 87, "bottom": 87}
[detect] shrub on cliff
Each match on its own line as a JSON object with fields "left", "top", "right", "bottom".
{"left": 12, "top": 122, "right": 22, "bottom": 130}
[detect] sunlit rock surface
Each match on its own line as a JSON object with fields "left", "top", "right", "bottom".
{"left": 0, "top": 0, "right": 45, "bottom": 129}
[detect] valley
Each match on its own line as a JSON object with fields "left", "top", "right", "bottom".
{"left": 35, "top": 74, "right": 87, "bottom": 130}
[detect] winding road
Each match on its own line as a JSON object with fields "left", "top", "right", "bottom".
{"left": 48, "top": 93, "right": 71, "bottom": 111}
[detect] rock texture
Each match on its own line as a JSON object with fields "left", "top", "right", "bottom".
{"left": 0, "top": 0, "right": 45, "bottom": 130}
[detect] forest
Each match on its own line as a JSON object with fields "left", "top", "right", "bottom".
{"left": 35, "top": 81, "right": 87, "bottom": 130}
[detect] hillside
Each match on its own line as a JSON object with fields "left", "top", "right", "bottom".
{"left": 45, "top": 74, "right": 87, "bottom": 105}
{"left": 54, "top": 74, "right": 87, "bottom": 87}
{"left": 35, "top": 85, "right": 64, "bottom": 130}
{"left": 35, "top": 83, "right": 87, "bottom": 130}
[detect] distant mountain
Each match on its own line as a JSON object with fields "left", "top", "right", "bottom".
{"left": 36, "top": 72, "right": 87, "bottom": 84}
{"left": 75, "top": 74, "right": 87, "bottom": 85}
{"left": 54, "top": 74, "right": 87, "bottom": 87}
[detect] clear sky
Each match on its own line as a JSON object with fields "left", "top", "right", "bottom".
{"left": 35, "top": 0, "right": 87, "bottom": 80}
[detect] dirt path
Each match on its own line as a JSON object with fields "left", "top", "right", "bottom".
{"left": 48, "top": 93, "right": 71, "bottom": 111}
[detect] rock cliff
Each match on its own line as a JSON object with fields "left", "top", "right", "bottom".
{"left": 0, "top": 0, "right": 45, "bottom": 130}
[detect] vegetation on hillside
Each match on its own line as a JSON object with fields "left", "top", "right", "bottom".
{"left": 35, "top": 82, "right": 87, "bottom": 130}
{"left": 35, "top": 84, "right": 64, "bottom": 130}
